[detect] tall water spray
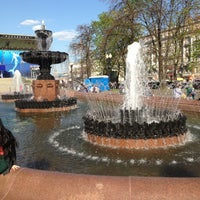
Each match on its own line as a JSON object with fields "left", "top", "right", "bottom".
{"left": 35, "top": 20, "right": 53, "bottom": 51}
{"left": 13, "top": 70, "right": 24, "bottom": 93}
{"left": 122, "top": 42, "right": 180, "bottom": 124}
{"left": 123, "top": 42, "right": 147, "bottom": 110}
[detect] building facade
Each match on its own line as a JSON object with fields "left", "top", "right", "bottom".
{"left": 143, "top": 18, "right": 200, "bottom": 81}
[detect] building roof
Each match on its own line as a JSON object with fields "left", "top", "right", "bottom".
{"left": 0, "top": 34, "right": 37, "bottom": 50}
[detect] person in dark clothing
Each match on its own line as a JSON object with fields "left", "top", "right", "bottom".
{"left": 0, "top": 119, "right": 19, "bottom": 175}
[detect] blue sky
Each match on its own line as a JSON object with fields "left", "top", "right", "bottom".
{"left": 0, "top": 0, "right": 109, "bottom": 62}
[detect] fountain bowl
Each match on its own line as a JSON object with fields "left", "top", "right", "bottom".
{"left": 20, "top": 51, "right": 68, "bottom": 66}
{"left": 35, "top": 29, "right": 52, "bottom": 39}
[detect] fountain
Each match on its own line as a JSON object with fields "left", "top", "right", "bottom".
{"left": 83, "top": 42, "right": 188, "bottom": 149}
{"left": 1, "top": 70, "right": 32, "bottom": 102}
{"left": 14, "top": 21, "right": 77, "bottom": 113}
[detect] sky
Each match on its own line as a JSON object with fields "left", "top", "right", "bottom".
{"left": 0, "top": 0, "right": 109, "bottom": 62}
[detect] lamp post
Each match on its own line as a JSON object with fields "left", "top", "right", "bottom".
{"left": 105, "top": 53, "right": 112, "bottom": 77}
{"left": 70, "top": 63, "right": 74, "bottom": 90}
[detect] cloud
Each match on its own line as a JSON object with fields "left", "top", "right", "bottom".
{"left": 53, "top": 30, "right": 77, "bottom": 41}
{"left": 20, "top": 19, "right": 43, "bottom": 32}
{"left": 20, "top": 19, "right": 77, "bottom": 42}
{"left": 32, "top": 24, "right": 42, "bottom": 31}
{"left": 20, "top": 19, "right": 40, "bottom": 26}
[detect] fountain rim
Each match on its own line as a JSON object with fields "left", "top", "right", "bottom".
{"left": 1, "top": 167, "right": 199, "bottom": 199}
{"left": 19, "top": 50, "right": 69, "bottom": 56}
{"left": 19, "top": 50, "right": 69, "bottom": 65}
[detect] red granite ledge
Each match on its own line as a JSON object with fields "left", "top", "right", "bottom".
{"left": 0, "top": 167, "right": 199, "bottom": 200}
{"left": 71, "top": 90, "right": 200, "bottom": 113}
{"left": 86, "top": 132, "right": 187, "bottom": 149}
{"left": 15, "top": 105, "right": 77, "bottom": 113}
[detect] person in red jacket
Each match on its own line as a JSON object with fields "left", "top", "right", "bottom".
{"left": 0, "top": 119, "right": 19, "bottom": 175}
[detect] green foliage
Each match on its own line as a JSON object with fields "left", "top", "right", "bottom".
{"left": 192, "top": 39, "right": 200, "bottom": 59}
{"left": 70, "top": 0, "right": 200, "bottom": 81}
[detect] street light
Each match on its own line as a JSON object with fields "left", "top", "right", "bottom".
{"left": 105, "top": 53, "right": 112, "bottom": 60}
{"left": 105, "top": 53, "right": 112, "bottom": 77}
{"left": 70, "top": 63, "right": 74, "bottom": 90}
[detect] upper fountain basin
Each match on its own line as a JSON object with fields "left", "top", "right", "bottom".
{"left": 35, "top": 29, "right": 52, "bottom": 39}
{"left": 20, "top": 51, "right": 68, "bottom": 66}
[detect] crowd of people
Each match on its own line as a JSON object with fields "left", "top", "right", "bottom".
{"left": 173, "top": 80, "right": 197, "bottom": 100}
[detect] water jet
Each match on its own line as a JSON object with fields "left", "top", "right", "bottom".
{"left": 1, "top": 70, "right": 32, "bottom": 102}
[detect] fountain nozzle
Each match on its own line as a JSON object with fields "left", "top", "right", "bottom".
{"left": 41, "top": 20, "right": 45, "bottom": 30}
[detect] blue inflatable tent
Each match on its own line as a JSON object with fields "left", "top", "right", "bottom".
{"left": 84, "top": 75, "right": 110, "bottom": 92}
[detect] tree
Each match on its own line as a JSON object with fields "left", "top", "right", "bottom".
{"left": 92, "top": 2, "right": 141, "bottom": 83}
{"left": 132, "top": 0, "right": 200, "bottom": 81}
{"left": 70, "top": 0, "right": 200, "bottom": 83}
{"left": 70, "top": 24, "right": 95, "bottom": 78}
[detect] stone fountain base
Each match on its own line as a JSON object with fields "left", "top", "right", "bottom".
{"left": 86, "top": 132, "right": 187, "bottom": 149}
{"left": 1, "top": 93, "right": 32, "bottom": 102}
{"left": 83, "top": 110, "right": 188, "bottom": 149}
{"left": 15, "top": 97, "right": 77, "bottom": 113}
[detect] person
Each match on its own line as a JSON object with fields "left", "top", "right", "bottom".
{"left": 173, "top": 84, "right": 183, "bottom": 98}
{"left": 119, "top": 83, "right": 125, "bottom": 94}
{"left": 90, "top": 85, "right": 100, "bottom": 93}
{"left": 0, "top": 71, "right": 3, "bottom": 78}
{"left": 77, "top": 83, "right": 88, "bottom": 93}
{"left": 185, "top": 81, "right": 196, "bottom": 100}
{"left": 0, "top": 119, "right": 19, "bottom": 175}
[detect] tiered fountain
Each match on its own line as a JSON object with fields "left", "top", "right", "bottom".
{"left": 15, "top": 21, "right": 77, "bottom": 113}
{"left": 83, "top": 42, "right": 188, "bottom": 149}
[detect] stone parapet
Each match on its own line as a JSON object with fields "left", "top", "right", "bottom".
{"left": 71, "top": 91, "right": 200, "bottom": 113}
{"left": 0, "top": 168, "right": 199, "bottom": 200}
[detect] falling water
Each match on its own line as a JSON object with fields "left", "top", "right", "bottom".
{"left": 122, "top": 41, "right": 181, "bottom": 124}
{"left": 35, "top": 20, "right": 53, "bottom": 51}
{"left": 85, "top": 41, "right": 182, "bottom": 124}
{"left": 13, "top": 70, "right": 24, "bottom": 93}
